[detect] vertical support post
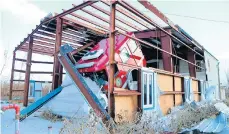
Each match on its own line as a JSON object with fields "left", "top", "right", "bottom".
{"left": 23, "top": 37, "right": 33, "bottom": 107}
{"left": 187, "top": 50, "right": 196, "bottom": 78}
{"left": 217, "top": 62, "right": 221, "bottom": 99}
{"left": 108, "top": 2, "right": 116, "bottom": 118}
{"left": 58, "top": 65, "right": 63, "bottom": 86}
{"left": 52, "top": 17, "right": 63, "bottom": 90}
{"left": 161, "top": 30, "right": 173, "bottom": 72}
{"left": 9, "top": 51, "right": 16, "bottom": 100}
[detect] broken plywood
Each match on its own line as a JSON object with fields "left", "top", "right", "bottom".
{"left": 114, "top": 95, "right": 138, "bottom": 122}
{"left": 160, "top": 95, "right": 174, "bottom": 115}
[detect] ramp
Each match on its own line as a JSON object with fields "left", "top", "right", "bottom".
{"left": 20, "top": 86, "right": 62, "bottom": 121}
{"left": 58, "top": 44, "right": 110, "bottom": 122}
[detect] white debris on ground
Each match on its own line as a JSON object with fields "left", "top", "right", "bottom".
{"left": 45, "top": 74, "right": 108, "bottom": 118}
{"left": 2, "top": 73, "right": 229, "bottom": 134}
{"left": 1, "top": 74, "right": 108, "bottom": 134}
{"left": 145, "top": 101, "right": 228, "bottom": 133}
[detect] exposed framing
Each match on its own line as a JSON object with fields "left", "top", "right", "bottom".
{"left": 9, "top": 0, "right": 209, "bottom": 116}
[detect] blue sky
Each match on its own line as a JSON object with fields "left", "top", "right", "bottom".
{"left": 0, "top": 0, "right": 229, "bottom": 84}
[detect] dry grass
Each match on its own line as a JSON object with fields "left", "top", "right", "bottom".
{"left": 1, "top": 80, "right": 51, "bottom": 100}
{"left": 40, "top": 109, "right": 63, "bottom": 122}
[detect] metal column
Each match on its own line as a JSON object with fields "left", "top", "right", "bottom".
{"left": 161, "top": 31, "right": 173, "bottom": 72}
{"left": 23, "top": 37, "right": 33, "bottom": 106}
{"left": 187, "top": 50, "right": 196, "bottom": 78}
{"left": 52, "top": 17, "right": 63, "bottom": 90}
{"left": 9, "top": 51, "right": 16, "bottom": 100}
{"left": 108, "top": 2, "right": 116, "bottom": 118}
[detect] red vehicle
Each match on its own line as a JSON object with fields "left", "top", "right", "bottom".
{"left": 75, "top": 33, "right": 146, "bottom": 90}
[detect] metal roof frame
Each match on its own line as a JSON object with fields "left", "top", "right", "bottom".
{"left": 14, "top": 0, "right": 205, "bottom": 58}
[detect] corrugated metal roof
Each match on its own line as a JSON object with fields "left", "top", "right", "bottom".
{"left": 195, "top": 113, "right": 227, "bottom": 133}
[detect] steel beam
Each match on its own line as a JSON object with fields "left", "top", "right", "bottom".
{"left": 117, "top": 30, "right": 205, "bottom": 70}
{"left": 15, "top": 58, "right": 53, "bottom": 64}
{"left": 62, "top": 16, "right": 106, "bottom": 35}
{"left": 117, "top": 1, "right": 204, "bottom": 58}
{"left": 187, "top": 50, "right": 196, "bottom": 77}
{"left": 138, "top": 1, "right": 203, "bottom": 50}
{"left": 63, "top": 9, "right": 109, "bottom": 31}
{"left": 52, "top": 17, "right": 63, "bottom": 90}
{"left": 161, "top": 30, "right": 173, "bottom": 72}
{"left": 18, "top": 48, "right": 53, "bottom": 56}
{"left": 71, "top": 41, "right": 95, "bottom": 55}
{"left": 14, "top": 69, "right": 26, "bottom": 73}
{"left": 135, "top": 30, "right": 167, "bottom": 39}
{"left": 13, "top": 80, "right": 52, "bottom": 83}
{"left": 108, "top": 2, "right": 116, "bottom": 118}
{"left": 90, "top": 4, "right": 142, "bottom": 31}
{"left": 101, "top": 0, "right": 151, "bottom": 29}
{"left": 138, "top": 1, "right": 178, "bottom": 31}
{"left": 22, "top": 44, "right": 54, "bottom": 50}
{"left": 14, "top": 1, "right": 97, "bottom": 51}
{"left": 9, "top": 52, "right": 16, "bottom": 100}
{"left": 23, "top": 37, "right": 33, "bottom": 107}
{"left": 74, "top": 4, "right": 128, "bottom": 32}
{"left": 36, "top": 30, "right": 87, "bottom": 44}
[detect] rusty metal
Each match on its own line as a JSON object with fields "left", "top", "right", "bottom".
{"left": 31, "top": 71, "right": 53, "bottom": 74}
{"left": 138, "top": 0, "right": 203, "bottom": 50}
{"left": 23, "top": 37, "right": 33, "bottom": 107}
{"left": 75, "top": 4, "right": 128, "bottom": 32}
{"left": 20, "top": 46, "right": 54, "bottom": 55}
{"left": 14, "top": 0, "right": 97, "bottom": 51}
{"left": 62, "top": 16, "right": 107, "bottom": 35}
{"left": 14, "top": 69, "right": 26, "bottom": 73}
{"left": 18, "top": 48, "right": 53, "bottom": 56}
{"left": 71, "top": 41, "right": 95, "bottom": 55}
{"left": 22, "top": 44, "right": 54, "bottom": 50}
{"left": 27, "top": 40, "right": 54, "bottom": 47}
{"left": 138, "top": 1, "right": 178, "bottom": 31}
{"left": 52, "top": 17, "right": 63, "bottom": 90}
{"left": 117, "top": 30, "right": 205, "bottom": 70}
{"left": 36, "top": 30, "right": 87, "bottom": 44}
{"left": 13, "top": 70, "right": 53, "bottom": 74}
{"left": 101, "top": 0, "right": 151, "bottom": 29}
{"left": 135, "top": 30, "right": 167, "bottom": 38}
{"left": 117, "top": 1, "right": 204, "bottom": 58}
{"left": 108, "top": 2, "right": 116, "bottom": 118}
{"left": 63, "top": 9, "right": 109, "bottom": 31}
{"left": 58, "top": 63, "right": 63, "bottom": 86}
{"left": 15, "top": 58, "right": 53, "bottom": 64}
{"left": 9, "top": 52, "right": 16, "bottom": 100}
{"left": 90, "top": 3, "right": 142, "bottom": 31}
{"left": 33, "top": 35, "right": 82, "bottom": 46}
{"left": 161, "top": 31, "right": 173, "bottom": 72}
{"left": 19, "top": 47, "right": 54, "bottom": 55}
{"left": 187, "top": 50, "right": 196, "bottom": 78}
{"left": 13, "top": 80, "right": 52, "bottom": 83}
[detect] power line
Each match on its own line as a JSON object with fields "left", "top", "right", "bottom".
{"left": 164, "top": 13, "right": 229, "bottom": 24}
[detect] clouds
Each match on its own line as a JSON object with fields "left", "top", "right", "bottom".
{"left": 0, "top": 0, "right": 47, "bottom": 24}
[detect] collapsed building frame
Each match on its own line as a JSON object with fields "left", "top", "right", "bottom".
{"left": 9, "top": 0, "right": 220, "bottom": 118}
